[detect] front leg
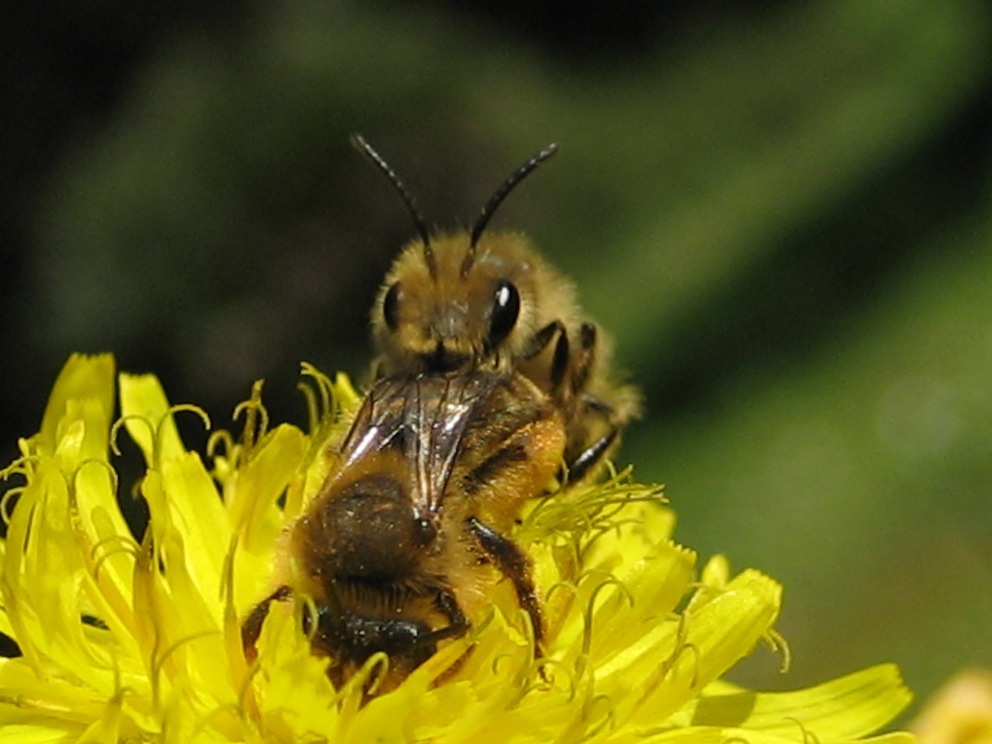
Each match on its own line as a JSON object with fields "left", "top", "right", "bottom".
{"left": 521, "top": 320, "right": 570, "bottom": 393}
{"left": 431, "top": 587, "right": 470, "bottom": 642}
{"left": 242, "top": 585, "right": 293, "bottom": 663}
{"left": 467, "top": 516, "right": 544, "bottom": 651}
{"left": 570, "top": 322, "right": 597, "bottom": 395}
{"left": 563, "top": 424, "right": 619, "bottom": 485}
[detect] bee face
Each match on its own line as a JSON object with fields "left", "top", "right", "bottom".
{"left": 372, "top": 233, "right": 576, "bottom": 376}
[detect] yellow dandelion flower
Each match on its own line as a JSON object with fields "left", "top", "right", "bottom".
{"left": 912, "top": 670, "right": 992, "bottom": 744}
{"left": 0, "top": 354, "right": 915, "bottom": 743}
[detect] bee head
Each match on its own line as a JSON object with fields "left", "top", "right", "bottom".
{"left": 352, "top": 135, "right": 559, "bottom": 374}
{"left": 374, "top": 233, "right": 546, "bottom": 373}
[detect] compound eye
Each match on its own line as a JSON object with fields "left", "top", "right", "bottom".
{"left": 488, "top": 279, "right": 520, "bottom": 349}
{"left": 382, "top": 282, "right": 403, "bottom": 332}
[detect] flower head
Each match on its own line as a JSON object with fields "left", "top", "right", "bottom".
{"left": 1, "top": 354, "right": 915, "bottom": 743}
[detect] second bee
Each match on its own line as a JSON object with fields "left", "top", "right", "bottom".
{"left": 243, "top": 366, "right": 565, "bottom": 692}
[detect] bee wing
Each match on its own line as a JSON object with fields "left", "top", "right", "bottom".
{"left": 404, "top": 373, "right": 493, "bottom": 515}
{"left": 335, "top": 377, "right": 409, "bottom": 468}
{"left": 333, "top": 372, "right": 500, "bottom": 514}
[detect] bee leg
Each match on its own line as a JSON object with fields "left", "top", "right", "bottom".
{"left": 564, "top": 425, "right": 619, "bottom": 484}
{"left": 430, "top": 589, "right": 470, "bottom": 642}
{"left": 521, "top": 321, "right": 571, "bottom": 391}
{"left": 560, "top": 388, "right": 624, "bottom": 484}
{"left": 549, "top": 325, "right": 570, "bottom": 391}
{"left": 466, "top": 516, "right": 544, "bottom": 652}
{"left": 564, "top": 329, "right": 622, "bottom": 479}
{"left": 521, "top": 320, "right": 562, "bottom": 361}
{"left": 242, "top": 585, "right": 293, "bottom": 662}
{"left": 571, "top": 322, "right": 597, "bottom": 393}
{"left": 526, "top": 321, "right": 601, "bottom": 401}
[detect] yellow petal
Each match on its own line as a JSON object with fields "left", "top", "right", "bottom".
{"left": 119, "top": 372, "right": 232, "bottom": 611}
{"left": 37, "top": 354, "right": 115, "bottom": 459}
{"left": 638, "top": 728, "right": 917, "bottom": 744}
{"left": 118, "top": 373, "right": 190, "bottom": 465}
{"left": 673, "top": 665, "right": 913, "bottom": 739}
{"left": 611, "top": 569, "right": 782, "bottom": 728}
{"left": 225, "top": 423, "right": 306, "bottom": 612}
{"left": 156, "top": 452, "right": 231, "bottom": 603}
{"left": 0, "top": 655, "right": 107, "bottom": 732}
{"left": 251, "top": 601, "right": 341, "bottom": 738}
{"left": 2, "top": 457, "right": 128, "bottom": 694}
{"left": 0, "top": 723, "right": 81, "bottom": 743}
{"left": 912, "top": 670, "right": 992, "bottom": 744}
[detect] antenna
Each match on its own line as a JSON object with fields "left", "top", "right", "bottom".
{"left": 468, "top": 143, "right": 558, "bottom": 256}
{"left": 351, "top": 134, "right": 436, "bottom": 277}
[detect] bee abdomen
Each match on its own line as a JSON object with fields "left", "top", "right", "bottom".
{"left": 311, "top": 605, "right": 437, "bottom": 666}
{"left": 300, "top": 473, "right": 435, "bottom": 582}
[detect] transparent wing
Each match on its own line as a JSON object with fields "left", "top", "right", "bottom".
{"left": 404, "top": 373, "right": 498, "bottom": 514}
{"left": 335, "top": 372, "right": 501, "bottom": 514}
{"left": 335, "top": 376, "right": 408, "bottom": 468}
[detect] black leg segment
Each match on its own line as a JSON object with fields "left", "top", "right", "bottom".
{"left": 467, "top": 516, "right": 543, "bottom": 649}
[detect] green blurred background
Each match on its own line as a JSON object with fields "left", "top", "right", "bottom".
{"left": 2, "top": 0, "right": 990, "bottom": 717}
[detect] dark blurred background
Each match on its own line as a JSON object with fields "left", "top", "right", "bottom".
{"left": 2, "top": 0, "right": 990, "bottom": 715}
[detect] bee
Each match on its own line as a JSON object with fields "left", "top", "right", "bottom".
{"left": 242, "top": 367, "right": 565, "bottom": 692}
{"left": 354, "top": 135, "right": 640, "bottom": 483}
